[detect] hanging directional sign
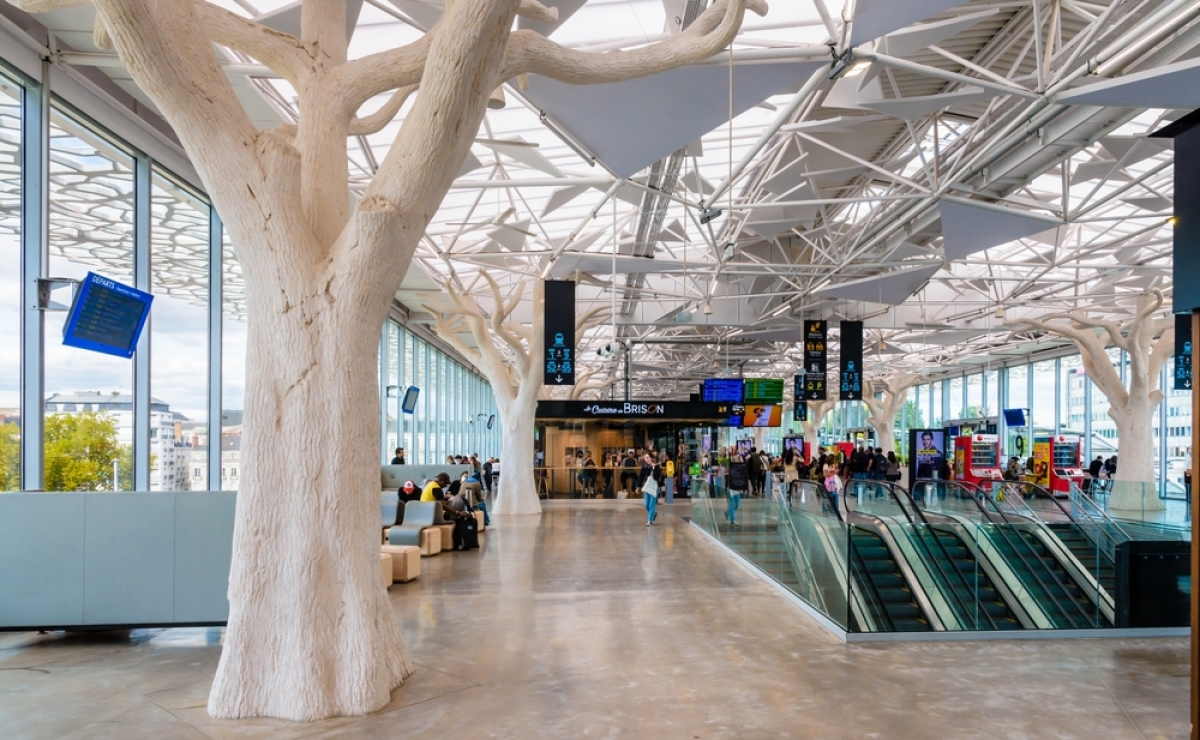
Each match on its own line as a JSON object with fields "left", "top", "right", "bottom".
{"left": 1175, "top": 313, "right": 1192, "bottom": 391}
{"left": 803, "top": 320, "right": 827, "bottom": 400}
{"left": 840, "top": 321, "right": 864, "bottom": 400}
{"left": 793, "top": 399, "right": 807, "bottom": 422}
{"left": 543, "top": 280, "right": 576, "bottom": 386}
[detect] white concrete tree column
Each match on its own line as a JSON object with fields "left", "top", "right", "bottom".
{"left": 1010, "top": 291, "right": 1174, "bottom": 512}
{"left": 422, "top": 277, "right": 610, "bottom": 516}
{"left": 16, "top": 0, "right": 768, "bottom": 720}
{"left": 862, "top": 370, "right": 919, "bottom": 455}
{"left": 802, "top": 392, "right": 838, "bottom": 461}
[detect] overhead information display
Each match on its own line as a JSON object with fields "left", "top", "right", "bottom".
{"left": 62, "top": 272, "right": 153, "bottom": 359}
{"left": 802, "top": 320, "right": 827, "bottom": 401}
{"left": 743, "top": 378, "right": 784, "bottom": 403}
{"left": 543, "top": 280, "right": 576, "bottom": 386}
{"left": 702, "top": 378, "right": 744, "bottom": 403}
{"left": 839, "top": 321, "right": 864, "bottom": 401}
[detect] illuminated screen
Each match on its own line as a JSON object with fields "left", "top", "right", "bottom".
{"left": 703, "top": 378, "right": 744, "bottom": 403}
{"left": 62, "top": 272, "right": 153, "bottom": 359}
{"left": 743, "top": 378, "right": 784, "bottom": 403}
{"left": 741, "top": 404, "right": 782, "bottom": 428}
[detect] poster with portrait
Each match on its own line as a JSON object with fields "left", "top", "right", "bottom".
{"left": 908, "top": 428, "right": 946, "bottom": 483}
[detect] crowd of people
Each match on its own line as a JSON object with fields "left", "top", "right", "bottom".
{"left": 388, "top": 448, "right": 497, "bottom": 526}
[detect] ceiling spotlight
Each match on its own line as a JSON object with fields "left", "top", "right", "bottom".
{"left": 703, "top": 301, "right": 714, "bottom": 316}
{"left": 699, "top": 208, "right": 723, "bottom": 225}
{"left": 722, "top": 243, "right": 735, "bottom": 261}
{"left": 994, "top": 306, "right": 1006, "bottom": 319}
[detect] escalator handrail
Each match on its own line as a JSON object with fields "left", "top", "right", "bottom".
{"left": 957, "top": 480, "right": 1099, "bottom": 627}
{"left": 804, "top": 482, "right": 895, "bottom": 632}
{"left": 989, "top": 479, "right": 1128, "bottom": 564}
{"left": 883, "top": 481, "right": 1003, "bottom": 630}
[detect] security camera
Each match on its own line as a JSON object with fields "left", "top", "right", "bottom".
{"left": 699, "top": 208, "right": 723, "bottom": 225}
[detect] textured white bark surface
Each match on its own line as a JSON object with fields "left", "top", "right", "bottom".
{"left": 1009, "top": 292, "right": 1171, "bottom": 513}
{"left": 802, "top": 395, "right": 837, "bottom": 460}
{"left": 209, "top": 301, "right": 413, "bottom": 720}
{"left": 863, "top": 371, "right": 918, "bottom": 456}
{"left": 14, "top": 0, "right": 767, "bottom": 720}
{"left": 494, "top": 393, "right": 541, "bottom": 516}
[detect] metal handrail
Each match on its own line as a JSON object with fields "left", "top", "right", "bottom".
{"left": 956, "top": 480, "right": 1099, "bottom": 628}
{"left": 880, "top": 481, "right": 1006, "bottom": 631}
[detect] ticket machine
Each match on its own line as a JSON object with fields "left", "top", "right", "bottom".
{"left": 1033, "top": 434, "right": 1084, "bottom": 497}
{"left": 952, "top": 433, "right": 1002, "bottom": 486}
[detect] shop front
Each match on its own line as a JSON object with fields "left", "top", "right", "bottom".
{"left": 535, "top": 400, "right": 735, "bottom": 499}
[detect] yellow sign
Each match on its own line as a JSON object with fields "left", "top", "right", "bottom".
{"left": 1032, "top": 441, "right": 1050, "bottom": 487}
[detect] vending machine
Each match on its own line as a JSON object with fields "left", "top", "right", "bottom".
{"left": 1032, "top": 434, "right": 1084, "bottom": 496}
{"left": 952, "top": 433, "right": 1002, "bottom": 486}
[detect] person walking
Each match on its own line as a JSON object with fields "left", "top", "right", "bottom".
{"left": 748, "top": 446, "right": 763, "bottom": 496}
{"left": 642, "top": 463, "right": 660, "bottom": 526}
{"left": 885, "top": 451, "right": 902, "bottom": 485}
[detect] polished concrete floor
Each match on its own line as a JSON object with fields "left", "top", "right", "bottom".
{"left": 0, "top": 500, "right": 1189, "bottom": 738}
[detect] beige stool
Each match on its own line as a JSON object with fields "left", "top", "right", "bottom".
{"left": 435, "top": 523, "right": 455, "bottom": 551}
{"left": 473, "top": 510, "right": 486, "bottom": 533}
{"left": 380, "top": 545, "right": 421, "bottom": 582}
{"left": 379, "top": 553, "right": 393, "bottom": 588}
{"left": 419, "top": 527, "right": 441, "bottom": 556}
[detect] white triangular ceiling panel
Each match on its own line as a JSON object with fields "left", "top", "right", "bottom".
{"left": 850, "top": 0, "right": 974, "bottom": 46}
{"left": 938, "top": 200, "right": 1060, "bottom": 260}
{"left": 524, "top": 62, "right": 825, "bottom": 178}
{"left": 860, "top": 86, "right": 996, "bottom": 120}
{"left": 1058, "top": 58, "right": 1200, "bottom": 109}
{"left": 813, "top": 263, "right": 942, "bottom": 305}
{"left": 518, "top": 0, "right": 589, "bottom": 37}
{"left": 877, "top": 9, "right": 999, "bottom": 58}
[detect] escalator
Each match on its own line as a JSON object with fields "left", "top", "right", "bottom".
{"left": 850, "top": 527, "right": 932, "bottom": 632}
{"left": 721, "top": 523, "right": 807, "bottom": 595}
{"left": 910, "top": 526, "right": 1022, "bottom": 630}
{"left": 1046, "top": 522, "right": 1115, "bottom": 594}
{"left": 852, "top": 480, "right": 1026, "bottom": 631}
{"left": 983, "top": 524, "right": 1109, "bottom": 628}
{"left": 916, "top": 480, "right": 1111, "bottom": 629}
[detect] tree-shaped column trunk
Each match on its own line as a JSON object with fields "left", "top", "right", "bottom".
{"left": 1010, "top": 291, "right": 1173, "bottom": 512}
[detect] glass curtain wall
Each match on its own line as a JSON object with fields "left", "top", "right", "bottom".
{"left": 0, "top": 75, "right": 19, "bottom": 489}
{"left": 379, "top": 320, "right": 501, "bottom": 465}
{"left": 44, "top": 106, "right": 135, "bottom": 492}
{"left": 149, "top": 171, "right": 209, "bottom": 491}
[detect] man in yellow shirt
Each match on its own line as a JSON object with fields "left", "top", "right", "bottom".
{"left": 421, "top": 473, "right": 451, "bottom": 502}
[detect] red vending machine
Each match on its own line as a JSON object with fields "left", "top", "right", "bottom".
{"left": 1033, "top": 434, "right": 1084, "bottom": 496}
{"left": 952, "top": 433, "right": 1003, "bottom": 486}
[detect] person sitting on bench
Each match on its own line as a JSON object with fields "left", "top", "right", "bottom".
{"left": 421, "top": 473, "right": 450, "bottom": 502}
{"left": 462, "top": 471, "right": 490, "bottom": 525}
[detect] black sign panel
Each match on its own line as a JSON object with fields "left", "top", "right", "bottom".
{"left": 1171, "top": 122, "right": 1200, "bottom": 312}
{"left": 839, "top": 321, "right": 864, "bottom": 400}
{"left": 803, "top": 320, "right": 827, "bottom": 400}
{"left": 535, "top": 400, "right": 734, "bottom": 421}
{"left": 794, "top": 401, "right": 807, "bottom": 422}
{"left": 543, "top": 280, "right": 575, "bottom": 386}
{"left": 1175, "top": 313, "right": 1193, "bottom": 391}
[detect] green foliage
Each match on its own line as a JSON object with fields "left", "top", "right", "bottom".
{"left": 43, "top": 412, "right": 130, "bottom": 492}
{"left": 0, "top": 421, "right": 18, "bottom": 491}
{"left": 900, "top": 400, "right": 924, "bottom": 429}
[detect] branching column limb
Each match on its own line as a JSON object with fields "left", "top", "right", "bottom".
{"left": 1008, "top": 291, "right": 1173, "bottom": 510}
{"left": 862, "top": 370, "right": 919, "bottom": 455}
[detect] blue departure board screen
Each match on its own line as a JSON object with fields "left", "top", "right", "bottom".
{"left": 62, "top": 272, "right": 153, "bottom": 359}
{"left": 703, "top": 378, "right": 744, "bottom": 403}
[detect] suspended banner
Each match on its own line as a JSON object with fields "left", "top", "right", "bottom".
{"left": 1175, "top": 313, "right": 1192, "bottom": 391}
{"left": 802, "top": 320, "right": 827, "bottom": 401}
{"left": 839, "top": 321, "right": 864, "bottom": 401}
{"left": 543, "top": 280, "right": 576, "bottom": 386}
